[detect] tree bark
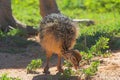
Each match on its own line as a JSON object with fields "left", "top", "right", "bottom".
{"left": 39, "top": 0, "right": 60, "bottom": 18}
{"left": 0, "top": 0, "right": 37, "bottom": 35}
{"left": 0, "top": 0, "right": 16, "bottom": 31}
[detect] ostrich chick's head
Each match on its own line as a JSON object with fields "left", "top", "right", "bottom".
{"left": 62, "top": 49, "right": 82, "bottom": 69}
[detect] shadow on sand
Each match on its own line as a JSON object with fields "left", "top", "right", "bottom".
{"left": 32, "top": 73, "right": 79, "bottom": 80}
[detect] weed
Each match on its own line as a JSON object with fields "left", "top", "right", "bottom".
{"left": 0, "top": 73, "right": 21, "bottom": 80}
{"left": 90, "top": 36, "right": 109, "bottom": 56}
{"left": 26, "top": 59, "right": 42, "bottom": 73}
{"left": 62, "top": 68, "right": 73, "bottom": 78}
{"left": 63, "top": 60, "right": 72, "bottom": 67}
{"left": 58, "top": 68, "right": 74, "bottom": 80}
{"left": 82, "top": 61, "right": 100, "bottom": 80}
{"left": 81, "top": 52, "right": 93, "bottom": 64}
{"left": 7, "top": 28, "right": 27, "bottom": 36}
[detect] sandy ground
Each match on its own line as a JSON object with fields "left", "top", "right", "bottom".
{"left": 92, "top": 51, "right": 120, "bottom": 80}
{"left": 0, "top": 48, "right": 120, "bottom": 80}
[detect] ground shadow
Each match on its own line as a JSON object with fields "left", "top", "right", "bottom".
{"left": 0, "top": 35, "right": 46, "bottom": 69}
{"left": 0, "top": 35, "right": 64, "bottom": 69}
{"left": 32, "top": 73, "right": 79, "bottom": 80}
{"left": 0, "top": 35, "right": 39, "bottom": 53}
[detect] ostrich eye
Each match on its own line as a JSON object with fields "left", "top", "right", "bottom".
{"left": 71, "top": 56, "right": 76, "bottom": 62}
{"left": 72, "top": 57, "right": 76, "bottom": 61}
{"left": 71, "top": 56, "right": 79, "bottom": 65}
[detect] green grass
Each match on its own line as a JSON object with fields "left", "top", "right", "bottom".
{"left": 11, "top": 0, "right": 120, "bottom": 27}
{"left": 26, "top": 59, "right": 42, "bottom": 73}
{"left": 12, "top": 0, "right": 40, "bottom": 27}
{"left": 0, "top": 73, "right": 21, "bottom": 80}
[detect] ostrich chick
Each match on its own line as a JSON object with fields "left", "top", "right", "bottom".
{"left": 39, "top": 13, "right": 82, "bottom": 74}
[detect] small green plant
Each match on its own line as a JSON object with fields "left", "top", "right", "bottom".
{"left": 58, "top": 67, "right": 74, "bottom": 80}
{"left": 90, "top": 36, "right": 109, "bottom": 56}
{"left": 102, "top": 52, "right": 111, "bottom": 58}
{"left": 0, "top": 73, "right": 21, "bottom": 80}
{"left": 80, "top": 36, "right": 110, "bottom": 64}
{"left": 26, "top": 59, "right": 42, "bottom": 73}
{"left": 82, "top": 61, "right": 100, "bottom": 80}
{"left": 81, "top": 52, "right": 93, "bottom": 64}
{"left": 62, "top": 68, "right": 73, "bottom": 78}
{"left": 0, "top": 30, "right": 4, "bottom": 37}
{"left": 63, "top": 60, "right": 72, "bottom": 67}
{"left": 7, "top": 28, "right": 26, "bottom": 36}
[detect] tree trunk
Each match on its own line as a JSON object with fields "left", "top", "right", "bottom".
{"left": 0, "top": 0, "right": 37, "bottom": 35}
{"left": 39, "top": 0, "right": 60, "bottom": 18}
{"left": 0, "top": 0, "right": 16, "bottom": 31}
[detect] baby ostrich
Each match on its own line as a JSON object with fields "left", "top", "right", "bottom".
{"left": 39, "top": 13, "right": 82, "bottom": 74}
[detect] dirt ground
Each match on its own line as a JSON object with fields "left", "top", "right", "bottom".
{"left": 0, "top": 50, "right": 120, "bottom": 80}
{"left": 92, "top": 51, "right": 120, "bottom": 80}
{"left": 0, "top": 37, "right": 120, "bottom": 80}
